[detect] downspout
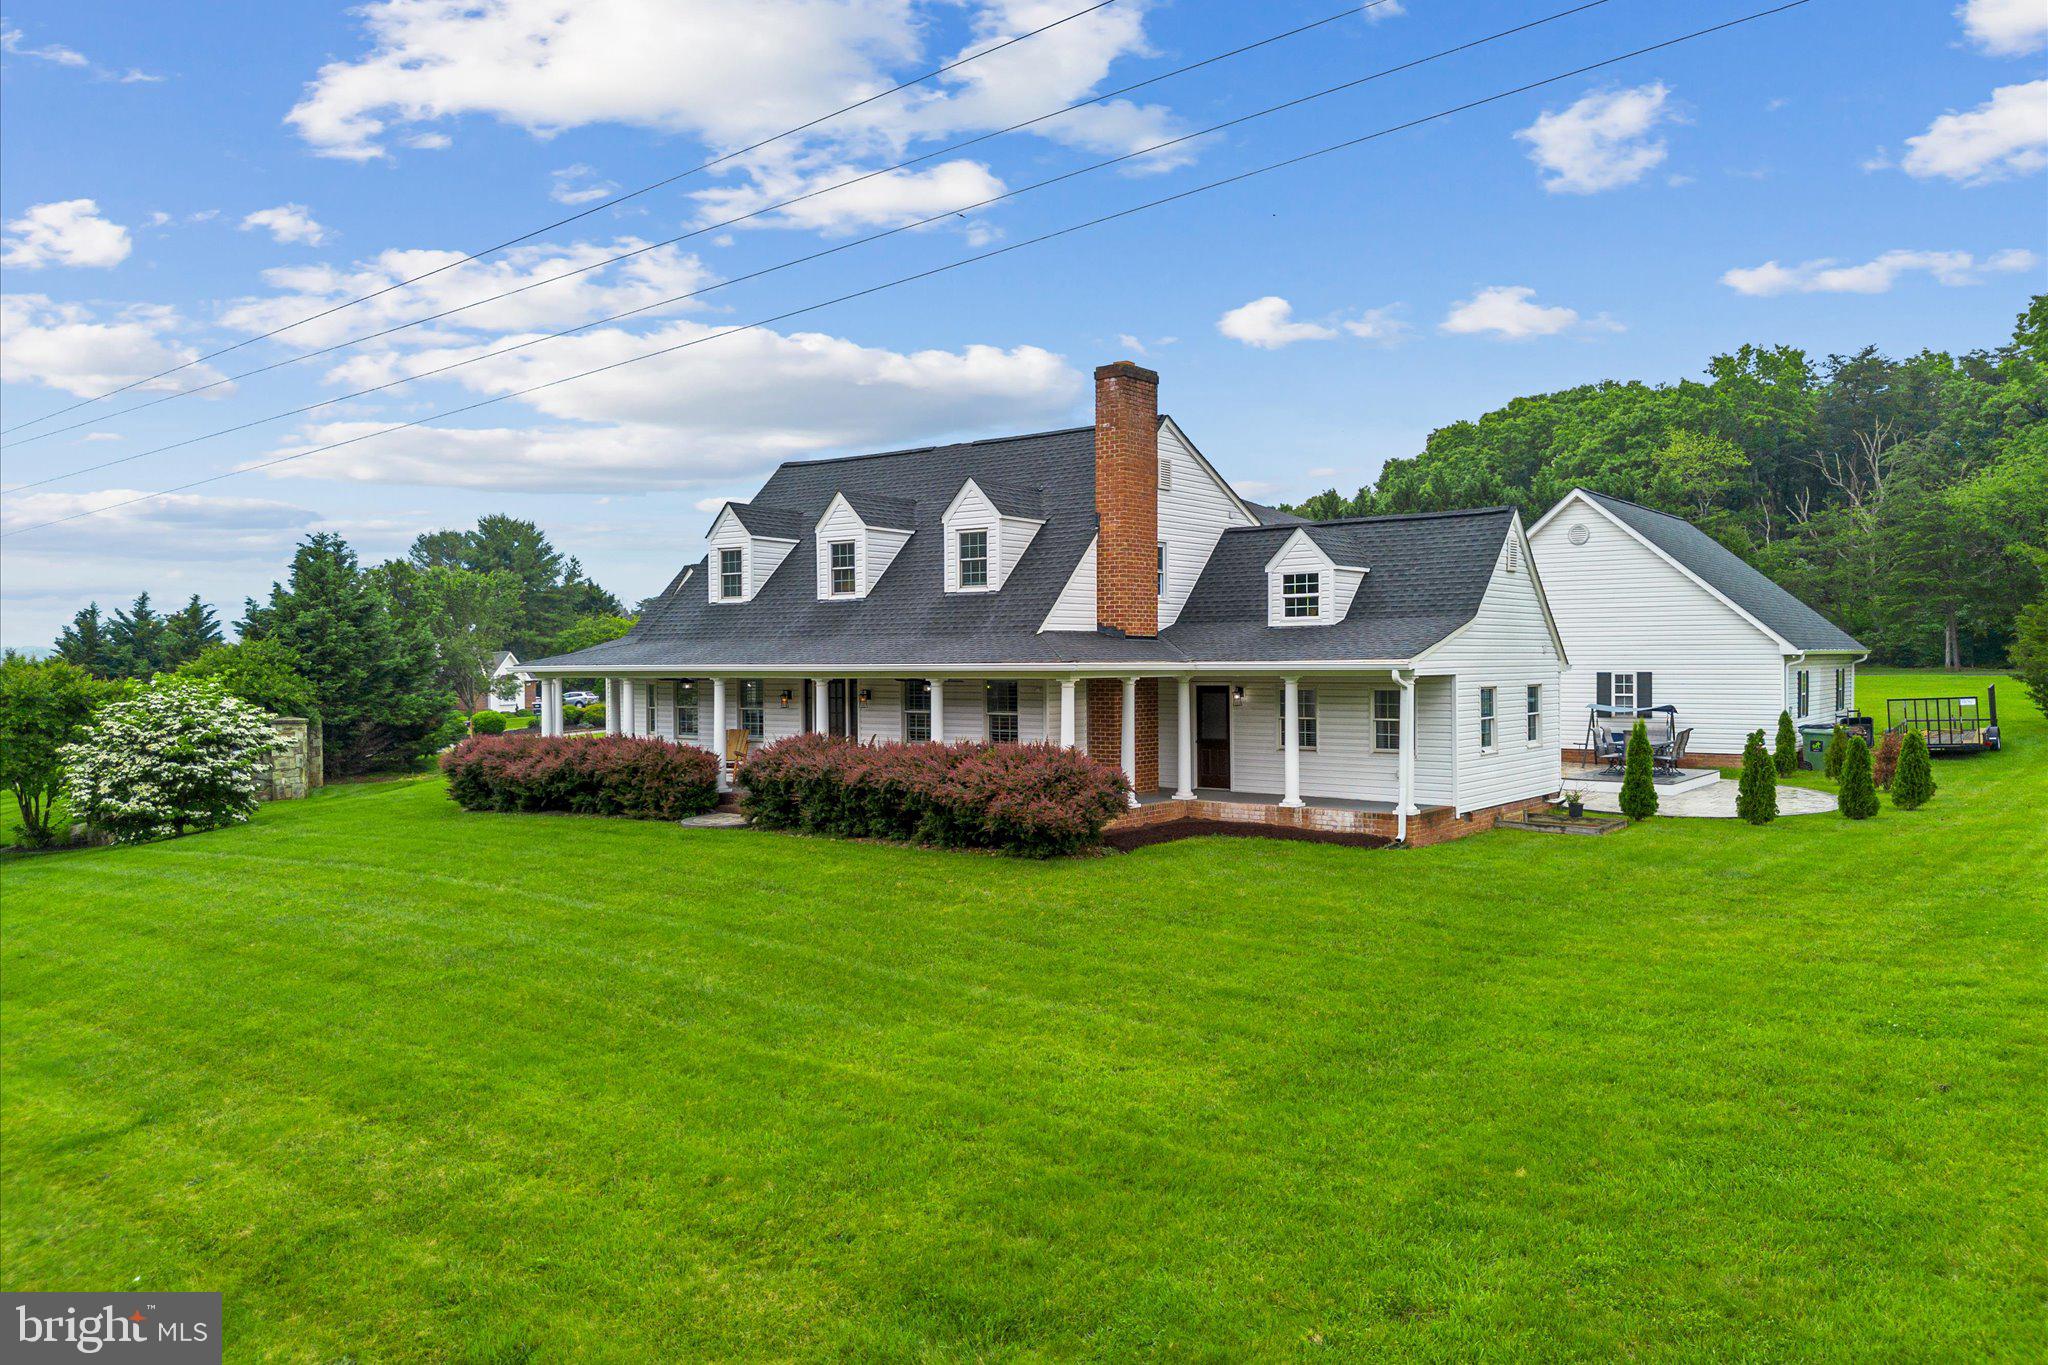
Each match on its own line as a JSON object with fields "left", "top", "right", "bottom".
{"left": 1394, "top": 668, "right": 1417, "bottom": 846}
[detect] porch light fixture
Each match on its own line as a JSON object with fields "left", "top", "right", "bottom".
{"left": 858, "top": 688, "right": 873, "bottom": 705}
{"left": 1231, "top": 685, "right": 1246, "bottom": 706}
{"left": 778, "top": 689, "right": 792, "bottom": 708}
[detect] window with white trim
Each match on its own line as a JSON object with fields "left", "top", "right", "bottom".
{"left": 1834, "top": 667, "right": 1846, "bottom": 713}
{"left": 1282, "top": 572, "right": 1320, "bottom": 619}
{"left": 740, "top": 680, "right": 765, "bottom": 740}
{"left": 1157, "top": 541, "right": 1167, "bottom": 595}
{"left": 719, "top": 547, "right": 744, "bottom": 599}
{"left": 958, "top": 529, "right": 989, "bottom": 589}
{"left": 1479, "top": 686, "right": 1497, "bottom": 751}
{"left": 985, "top": 680, "right": 1019, "bottom": 743}
{"left": 902, "top": 679, "right": 932, "bottom": 743}
{"left": 1526, "top": 684, "right": 1542, "bottom": 743}
{"left": 828, "top": 540, "right": 856, "bottom": 595}
{"left": 1373, "top": 688, "right": 1401, "bottom": 752}
{"left": 1611, "top": 671, "right": 1636, "bottom": 712}
{"left": 1277, "top": 688, "right": 1317, "bottom": 750}
{"left": 677, "top": 681, "right": 699, "bottom": 737}
{"left": 1797, "top": 669, "right": 1811, "bottom": 719}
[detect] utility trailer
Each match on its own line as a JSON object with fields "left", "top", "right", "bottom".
{"left": 1887, "top": 685, "right": 2001, "bottom": 756}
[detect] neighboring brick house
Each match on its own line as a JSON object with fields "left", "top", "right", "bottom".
{"left": 526, "top": 362, "right": 1568, "bottom": 844}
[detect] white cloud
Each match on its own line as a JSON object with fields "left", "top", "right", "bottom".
{"left": 1, "top": 24, "right": 88, "bottom": 67}
{"left": 0, "top": 488, "right": 317, "bottom": 556}
{"left": 1341, "top": 306, "right": 1409, "bottom": 344}
{"left": 1957, "top": 0, "right": 2048, "bottom": 56}
{"left": 250, "top": 329, "right": 1083, "bottom": 491}
{"left": 1363, "top": 1, "right": 1406, "bottom": 21}
{"left": 403, "top": 131, "right": 452, "bottom": 150}
{"left": 217, "top": 237, "right": 717, "bottom": 349}
{"left": 1217, "top": 296, "right": 1337, "bottom": 349}
{"left": 1441, "top": 286, "right": 1615, "bottom": 340}
{"left": 0, "top": 199, "right": 133, "bottom": 268}
{"left": 240, "top": 203, "right": 329, "bottom": 246}
{"left": 0, "top": 294, "right": 230, "bottom": 398}
{"left": 1721, "top": 247, "right": 2039, "bottom": 296}
{"left": 1898, "top": 80, "right": 2048, "bottom": 183}
{"left": 1515, "top": 83, "right": 1676, "bottom": 194}
{"left": 549, "top": 165, "right": 618, "bottom": 205}
{"left": 690, "top": 158, "right": 1007, "bottom": 235}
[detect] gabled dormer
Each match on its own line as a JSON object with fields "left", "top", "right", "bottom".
{"left": 1265, "top": 527, "right": 1367, "bottom": 626}
{"left": 814, "top": 491, "right": 915, "bottom": 601}
{"left": 706, "top": 501, "right": 803, "bottom": 604}
{"left": 942, "top": 477, "right": 1044, "bottom": 593}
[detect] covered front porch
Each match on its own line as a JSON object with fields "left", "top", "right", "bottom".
{"left": 533, "top": 667, "right": 1455, "bottom": 843}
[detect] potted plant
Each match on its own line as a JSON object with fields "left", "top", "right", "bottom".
{"left": 1562, "top": 789, "right": 1584, "bottom": 820}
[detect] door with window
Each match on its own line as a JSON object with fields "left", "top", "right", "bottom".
{"left": 825, "top": 679, "right": 858, "bottom": 738}
{"left": 1195, "top": 685, "right": 1231, "bottom": 789}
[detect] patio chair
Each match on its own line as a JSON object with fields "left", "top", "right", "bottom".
{"left": 725, "top": 727, "right": 751, "bottom": 781}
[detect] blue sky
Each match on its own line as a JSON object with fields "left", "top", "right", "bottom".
{"left": 2, "top": 0, "right": 2042, "bottom": 647}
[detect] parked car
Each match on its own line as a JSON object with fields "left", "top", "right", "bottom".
{"left": 565, "top": 689, "right": 599, "bottom": 706}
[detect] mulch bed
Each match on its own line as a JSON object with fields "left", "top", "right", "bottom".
{"left": 1103, "top": 818, "right": 1392, "bottom": 852}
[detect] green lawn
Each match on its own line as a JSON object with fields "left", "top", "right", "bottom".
{"left": 4, "top": 668, "right": 2042, "bottom": 1360}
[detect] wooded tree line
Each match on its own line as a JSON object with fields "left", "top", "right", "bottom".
{"left": 51, "top": 515, "right": 628, "bottom": 775}
{"left": 1287, "top": 296, "right": 2047, "bottom": 669}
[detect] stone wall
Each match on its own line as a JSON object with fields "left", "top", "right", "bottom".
{"left": 260, "top": 716, "right": 322, "bottom": 802}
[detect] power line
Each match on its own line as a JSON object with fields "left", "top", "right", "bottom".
{"left": 0, "top": 0, "right": 1123, "bottom": 436}
{"left": 6, "top": 0, "right": 1613, "bottom": 491}
{"left": 2, "top": 0, "right": 1411, "bottom": 455}
{"left": 2, "top": 0, "right": 1821, "bottom": 540}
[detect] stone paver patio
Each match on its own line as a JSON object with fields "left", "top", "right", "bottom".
{"left": 1577, "top": 775, "right": 1837, "bottom": 819}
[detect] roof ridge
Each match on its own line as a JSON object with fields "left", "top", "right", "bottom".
{"left": 773, "top": 424, "right": 1094, "bottom": 471}
{"left": 1581, "top": 488, "right": 1680, "bottom": 520}
{"left": 1223, "top": 506, "right": 1515, "bottom": 532}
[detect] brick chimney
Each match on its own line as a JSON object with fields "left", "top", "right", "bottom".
{"left": 1094, "top": 360, "right": 1160, "bottom": 637}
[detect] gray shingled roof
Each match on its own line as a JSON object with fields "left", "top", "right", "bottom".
{"left": 1162, "top": 510, "right": 1515, "bottom": 661}
{"left": 838, "top": 489, "right": 917, "bottom": 529}
{"left": 1580, "top": 491, "right": 1862, "bottom": 652}
{"left": 528, "top": 432, "right": 1517, "bottom": 673}
{"left": 724, "top": 501, "right": 808, "bottom": 540}
{"left": 1242, "top": 500, "right": 1308, "bottom": 526}
{"left": 972, "top": 478, "right": 1045, "bottom": 519}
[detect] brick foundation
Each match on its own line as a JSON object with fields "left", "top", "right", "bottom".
{"left": 1107, "top": 793, "right": 1556, "bottom": 848}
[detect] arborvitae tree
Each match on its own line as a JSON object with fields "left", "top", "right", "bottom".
{"left": 1773, "top": 710, "right": 1800, "bottom": 776}
{"left": 158, "top": 595, "right": 224, "bottom": 670}
{"left": 1837, "top": 735, "right": 1878, "bottom": 819}
{"left": 1736, "top": 729, "right": 1778, "bottom": 825}
{"left": 106, "top": 592, "right": 167, "bottom": 678}
{"left": 1823, "top": 724, "right": 1848, "bottom": 779}
{"left": 1619, "top": 718, "right": 1658, "bottom": 821}
{"left": 1872, "top": 727, "right": 1903, "bottom": 788}
{"left": 1891, "top": 729, "right": 1936, "bottom": 810}
{"left": 54, "top": 603, "right": 113, "bottom": 677}
{"left": 251, "top": 533, "right": 454, "bottom": 775}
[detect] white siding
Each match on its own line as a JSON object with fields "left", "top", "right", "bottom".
{"left": 706, "top": 509, "right": 795, "bottom": 604}
{"left": 1530, "top": 493, "right": 1789, "bottom": 756}
{"left": 1413, "top": 676, "right": 1456, "bottom": 806}
{"left": 1786, "top": 653, "right": 1860, "bottom": 725}
{"left": 1157, "top": 421, "right": 1257, "bottom": 627}
{"left": 1039, "top": 538, "right": 1097, "bottom": 632}
{"left": 942, "top": 482, "right": 1040, "bottom": 593}
{"left": 1421, "top": 527, "right": 1564, "bottom": 813}
{"left": 1262, "top": 530, "right": 1365, "bottom": 627}
{"left": 813, "top": 497, "right": 915, "bottom": 600}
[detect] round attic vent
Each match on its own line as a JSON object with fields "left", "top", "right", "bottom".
{"left": 1566, "top": 522, "right": 1590, "bottom": 546}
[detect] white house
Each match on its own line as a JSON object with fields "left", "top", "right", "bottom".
{"left": 524, "top": 362, "right": 1568, "bottom": 844}
{"left": 485, "top": 651, "right": 535, "bottom": 713}
{"left": 1528, "top": 488, "right": 1865, "bottom": 766}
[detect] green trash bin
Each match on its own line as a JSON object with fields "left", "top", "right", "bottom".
{"left": 1798, "top": 724, "right": 1834, "bottom": 772}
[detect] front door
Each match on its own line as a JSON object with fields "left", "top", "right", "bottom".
{"left": 826, "top": 679, "right": 858, "bottom": 738}
{"left": 1195, "top": 685, "right": 1231, "bottom": 790}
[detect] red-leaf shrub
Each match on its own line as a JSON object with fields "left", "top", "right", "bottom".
{"left": 738, "top": 733, "right": 1129, "bottom": 857}
{"left": 442, "top": 734, "right": 719, "bottom": 820}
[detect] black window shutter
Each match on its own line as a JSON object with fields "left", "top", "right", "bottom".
{"left": 1636, "top": 672, "right": 1653, "bottom": 708}
{"left": 1596, "top": 672, "right": 1612, "bottom": 706}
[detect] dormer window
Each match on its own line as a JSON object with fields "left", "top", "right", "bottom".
{"left": 719, "top": 548, "right": 745, "bottom": 599}
{"left": 1282, "top": 572, "right": 1320, "bottom": 619}
{"left": 811, "top": 491, "right": 912, "bottom": 601}
{"left": 829, "top": 541, "right": 857, "bottom": 595}
{"left": 959, "top": 530, "right": 990, "bottom": 589}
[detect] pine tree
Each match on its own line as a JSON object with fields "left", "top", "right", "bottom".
{"left": 1619, "top": 718, "right": 1658, "bottom": 821}
{"left": 1837, "top": 735, "right": 1878, "bottom": 819}
{"left": 1872, "top": 727, "right": 1903, "bottom": 788}
{"left": 1891, "top": 729, "right": 1936, "bottom": 810}
{"left": 106, "top": 592, "right": 168, "bottom": 679}
{"left": 1823, "top": 725, "right": 1848, "bottom": 779}
{"left": 1773, "top": 710, "right": 1800, "bottom": 776}
{"left": 54, "top": 603, "right": 113, "bottom": 677}
{"left": 1736, "top": 729, "right": 1778, "bottom": 824}
{"left": 254, "top": 533, "right": 454, "bottom": 775}
{"left": 159, "top": 595, "right": 224, "bottom": 670}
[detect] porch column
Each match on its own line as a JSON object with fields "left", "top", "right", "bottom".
{"left": 1059, "top": 676, "right": 1078, "bottom": 748}
{"left": 1396, "top": 670, "right": 1418, "bottom": 844}
{"left": 711, "top": 677, "right": 730, "bottom": 790}
{"left": 619, "top": 678, "right": 638, "bottom": 737}
{"left": 1281, "top": 676, "right": 1304, "bottom": 808}
{"left": 541, "top": 678, "right": 563, "bottom": 738}
{"left": 604, "top": 679, "right": 622, "bottom": 736}
{"left": 928, "top": 679, "right": 945, "bottom": 742}
{"left": 811, "top": 677, "right": 830, "bottom": 734}
{"left": 1120, "top": 676, "right": 1139, "bottom": 805}
{"left": 1174, "top": 675, "right": 1195, "bottom": 799}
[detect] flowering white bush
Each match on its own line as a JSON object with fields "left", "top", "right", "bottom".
{"left": 61, "top": 678, "right": 281, "bottom": 844}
